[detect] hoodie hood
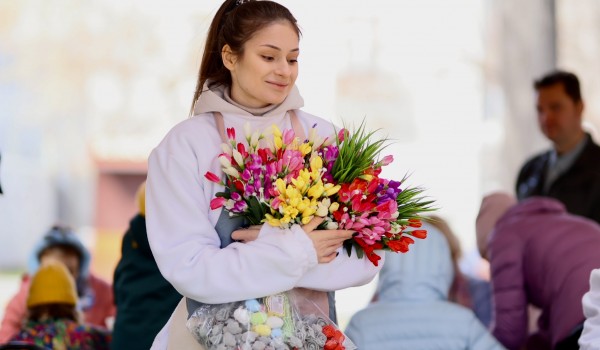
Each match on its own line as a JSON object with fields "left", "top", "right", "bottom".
{"left": 192, "top": 82, "right": 304, "bottom": 118}
{"left": 28, "top": 226, "right": 91, "bottom": 295}
{"left": 376, "top": 222, "right": 454, "bottom": 302}
{"left": 497, "top": 196, "right": 565, "bottom": 227}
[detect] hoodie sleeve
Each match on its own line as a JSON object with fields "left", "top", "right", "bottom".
{"left": 580, "top": 269, "right": 600, "bottom": 350}
{"left": 468, "top": 314, "right": 507, "bottom": 350}
{"left": 489, "top": 229, "right": 528, "bottom": 350}
{"left": 296, "top": 247, "right": 383, "bottom": 291}
{"left": 146, "top": 144, "right": 319, "bottom": 304}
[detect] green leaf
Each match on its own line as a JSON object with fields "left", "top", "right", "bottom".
{"left": 343, "top": 239, "right": 353, "bottom": 257}
{"left": 332, "top": 118, "right": 392, "bottom": 183}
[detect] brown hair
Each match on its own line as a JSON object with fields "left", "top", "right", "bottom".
{"left": 426, "top": 215, "right": 472, "bottom": 308}
{"left": 27, "top": 303, "right": 81, "bottom": 323}
{"left": 534, "top": 70, "right": 582, "bottom": 103}
{"left": 190, "top": 0, "right": 301, "bottom": 115}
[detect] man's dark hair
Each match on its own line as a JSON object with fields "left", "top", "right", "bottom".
{"left": 534, "top": 70, "right": 582, "bottom": 103}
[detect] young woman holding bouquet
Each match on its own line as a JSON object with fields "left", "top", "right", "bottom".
{"left": 145, "top": 0, "right": 383, "bottom": 348}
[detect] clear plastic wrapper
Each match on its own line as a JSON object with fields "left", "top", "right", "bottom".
{"left": 186, "top": 289, "right": 356, "bottom": 350}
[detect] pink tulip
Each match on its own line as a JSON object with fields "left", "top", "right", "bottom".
{"left": 380, "top": 155, "right": 394, "bottom": 166}
{"left": 282, "top": 129, "right": 295, "bottom": 145}
{"left": 210, "top": 197, "right": 226, "bottom": 210}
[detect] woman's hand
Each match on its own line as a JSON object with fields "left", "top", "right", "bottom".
{"left": 231, "top": 226, "right": 262, "bottom": 242}
{"left": 231, "top": 217, "right": 355, "bottom": 264}
{"left": 302, "top": 217, "right": 354, "bottom": 263}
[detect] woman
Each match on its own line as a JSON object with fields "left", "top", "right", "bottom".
{"left": 146, "top": 0, "right": 382, "bottom": 348}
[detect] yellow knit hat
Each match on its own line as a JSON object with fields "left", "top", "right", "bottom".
{"left": 136, "top": 181, "right": 146, "bottom": 217}
{"left": 27, "top": 260, "right": 78, "bottom": 308}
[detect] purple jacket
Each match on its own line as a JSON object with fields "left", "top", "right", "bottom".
{"left": 489, "top": 197, "right": 600, "bottom": 349}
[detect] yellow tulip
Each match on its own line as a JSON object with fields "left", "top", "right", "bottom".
{"left": 297, "top": 198, "right": 310, "bottom": 212}
{"left": 329, "top": 202, "right": 340, "bottom": 213}
{"left": 310, "top": 156, "right": 323, "bottom": 173}
{"left": 360, "top": 174, "right": 374, "bottom": 181}
{"left": 265, "top": 214, "right": 281, "bottom": 227}
{"left": 299, "top": 143, "right": 312, "bottom": 156}
{"left": 274, "top": 136, "right": 283, "bottom": 150}
{"left": 301, "top": 216, "right": 313, "bottom": 225}
{"left": 302, "top": 206, "right": 316, "bottom": 218}
{"left": 323, "top": 184, "right": 341, "bottom": 197}
{"left": 272, "top": 125, "right": 282, "bottom": 138}
{"left": 291, "top": 177, "right": 306, "bottom": 191}
{"left": 275, "top": 179, "right": 286, "bottom": 195}
{"left": 308, "top": 182, "right": 324, "bottom": 199}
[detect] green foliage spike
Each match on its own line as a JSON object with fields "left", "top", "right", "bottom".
{"left": 332, "top": 119, "right": 389, "bottom": 183}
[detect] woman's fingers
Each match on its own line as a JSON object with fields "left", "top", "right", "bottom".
{"left": 306, "top": 229, "right": 355, "bottom": 263}
{"left": 231, "top": 228, "right": 260, "bottom": 242}
{"left": 302, "top": 217, "right": 325, "bottom": 233}
{"left": 308, "top": 229, "right": 354, "bottom": 243}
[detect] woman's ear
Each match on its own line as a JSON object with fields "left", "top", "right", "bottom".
{"left": 222, "top": 44, "right": 236, "bottom": 71}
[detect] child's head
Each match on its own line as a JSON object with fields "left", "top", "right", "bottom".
{"left": 26, "top": 260, "right": 79, "bottom": 322}
{"left": 29, "top": 225, "right": 91, "bottom": 295}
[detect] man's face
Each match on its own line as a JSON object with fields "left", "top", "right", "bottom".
{"left": 536, "top": 83, "right": 583, "bottom": 146}
{"left": 39, "top": 247, "right": 80, "bottom": 280}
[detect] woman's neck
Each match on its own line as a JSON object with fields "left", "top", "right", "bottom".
{"left": 223, "top": 88, "right": 280, "bottom": 116}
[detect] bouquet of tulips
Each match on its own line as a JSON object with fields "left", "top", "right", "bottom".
{"left": 205, "top": 121, "right": 434, "bottom": 266}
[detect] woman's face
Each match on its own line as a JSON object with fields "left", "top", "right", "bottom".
{"left": 225, "top": 21, "right": 299, "bottom": 108}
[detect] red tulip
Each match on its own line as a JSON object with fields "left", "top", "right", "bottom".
{"left": 204, "top": 172, "right": 221, "bottom": 184}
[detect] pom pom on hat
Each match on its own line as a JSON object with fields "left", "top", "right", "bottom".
{"left": 27, "top": 260, "right": 78, "bottom": 308}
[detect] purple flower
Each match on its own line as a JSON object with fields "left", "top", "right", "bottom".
{"left": 233, "top": 200, "right": 248, "bottom": 212}
{"left": 241, "top": 169, "right": 252, "bottom": 182}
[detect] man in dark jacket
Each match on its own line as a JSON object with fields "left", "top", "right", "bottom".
{"left": 516, "top": 70, "right": 600, "bottom": 224}
{"left": 112, "top": 182, "right": 182, "bottom": 350}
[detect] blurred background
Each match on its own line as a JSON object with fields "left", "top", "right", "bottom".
{"left": 1, "top": 0, "right": 600, "bottom": 328}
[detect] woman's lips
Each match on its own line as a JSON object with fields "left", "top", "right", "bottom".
{"left": 267, "top": 81, "right": 288, "bottom": 89}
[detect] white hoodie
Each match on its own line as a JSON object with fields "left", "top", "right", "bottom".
{"left": 580, "top": 269, "right": 600, "bottom": 349}
{"left": 146, "top": 84, "right": 382, "bottom": 348}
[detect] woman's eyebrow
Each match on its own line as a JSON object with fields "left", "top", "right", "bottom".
{"left": 260, "top": 44, "right": 299, "bottom": 52}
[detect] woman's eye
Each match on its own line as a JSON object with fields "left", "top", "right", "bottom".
{"left": 261, "top": 56, "right": 274, "bottom": 61}
{"left": 288, "top": 59, "right": 298, "bottom": 64}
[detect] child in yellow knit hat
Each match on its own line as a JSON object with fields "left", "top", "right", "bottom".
{"left": 26, "top": 259, "right": 78, "bottom": 311}
{"left": 9, "top": 261, "right": 111, "bottom": 350}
